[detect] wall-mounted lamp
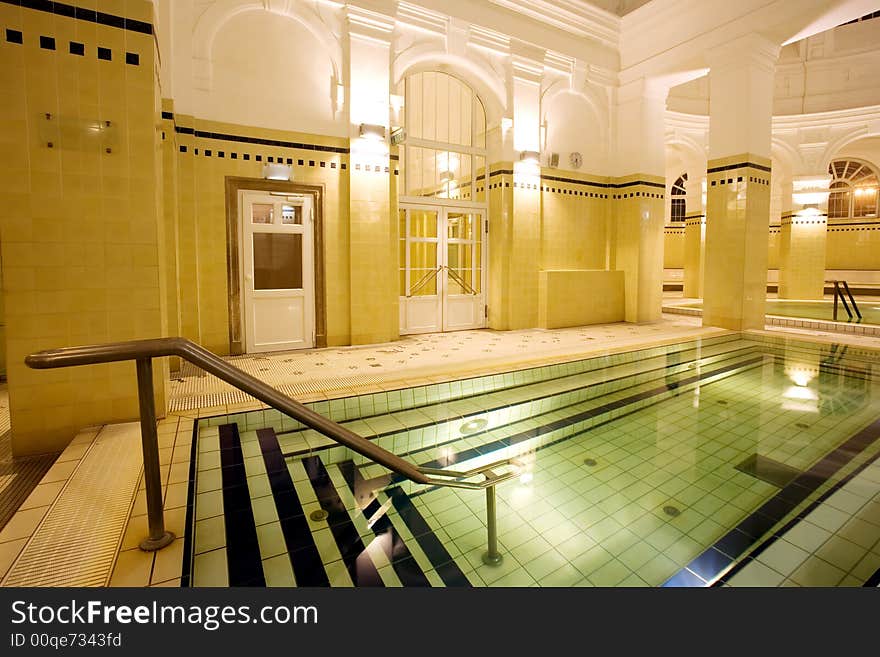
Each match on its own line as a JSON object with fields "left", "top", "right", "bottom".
{"left": 359, "top": 123, "right": 386, "bottom": 140}
{"left": 262, "top": 163, "right": 293, "bottom": 181}
{"left": 439, "top": 170, "right": 454, "bottom": 183}
{"left": 519, "top": 150, "right": 540, "bottom": 164}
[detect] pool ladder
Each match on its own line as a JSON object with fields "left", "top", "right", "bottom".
{"left": 26, "top": 337, "right": 521, "bottom": 565}
{"left": 828, "top": 279, "right": 862, "bottom": 322}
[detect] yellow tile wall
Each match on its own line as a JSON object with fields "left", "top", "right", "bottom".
{"left": 0, "top": 1, "right": 166, "bottom": 456}
{"left": 663, "top": 227, "right": 685, "bottom": 268}
{"left": 539, "top": 168, "right": 609, "bottom": 270}
{"left": 826, "top": 221, "right": 880, "bottom": 269}
{"left": 168, "top": 117, "right": 351, "bottom": 353}
{"left": 778, "top": 214, "right": 827, "bottom": 299}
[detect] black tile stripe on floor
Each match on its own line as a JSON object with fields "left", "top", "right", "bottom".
{"left": 674, "top": 415, "right": 880, "bottom": 587}
{"left": 218, "top": 424, "right": 266, "bottom": 586}
{"left": 180, "top": 420, "right": 201, "bottom": 587}
{"left": 334, "top": 460, "right": 430, "bottom": 586}
{"left": 402, "top": 354, "right": 767, "bottom": 494}
{"left": 385, "top": 486, "right": 472, "bottom": 587}
{"left": 256, "top": 429, "right": 329, "bottom": 586}
{"left": 864, "top": 565, "right": 880, "bottom": 587}
{"left": 301, "top": 454, "right": 384, "bottom": 586}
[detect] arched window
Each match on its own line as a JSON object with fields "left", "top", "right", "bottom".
{"left": 670, "top": 173, "right": 687, "bottom": 223}
{"left": 398, "top": 71, "right": 487, "bottom": 202}
{"left": 827, "top": 159, "right": 879, "bottom": 219}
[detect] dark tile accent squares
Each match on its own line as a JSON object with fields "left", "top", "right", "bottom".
{"left": 2, "top": 1, "right": 154, "bottom": 35}
{"left": 161, "top": 111, "right": 174, "bottom": 120}
{"left": 39, "top": 35, "right": 55, "bottom": 50}
{"left": 125, "top": 52, "right": 139, "bottom": 65}
{"left": 69, "top": 41, "right": 84, "bottom": 55}
{"left": 179, "top": 145, "right": 187, "bottom": 153}
{"left": 97, "top": 46, "right": 111, "bottom": 61}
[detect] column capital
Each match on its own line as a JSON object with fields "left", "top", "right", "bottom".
{"left": 706, "top": 33, "right": 780, "bottom": 75}
{"left": 511, "top": 40, "right": 545, "bottom": 86}
{"left": 617, "top": 77, "right": 669, "bottom": 104}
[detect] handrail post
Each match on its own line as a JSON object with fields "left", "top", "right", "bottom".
{"left": 842, "top": 280, "right": 862, "bottom": 319}
{"left": 833, "top": 281, "right": 839, "bottom": 321}
{"left": 481, "top": 485, "right": 503, "bottom": 566}
{"left": 135, "top": 357, "right": 175, "bottom": 551}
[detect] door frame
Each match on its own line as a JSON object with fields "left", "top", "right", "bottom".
{"left": 398, "top": 202, "right": 488, "bottom": 335}
{"left": 225, "top": 176, "right": 326, "bottom": 355}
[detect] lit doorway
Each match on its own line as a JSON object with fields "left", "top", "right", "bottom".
{"left": 399, "top": 204, "right": 487, "bottom": 334}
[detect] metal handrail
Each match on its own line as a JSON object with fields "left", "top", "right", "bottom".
{"left": 827, "top": 279, "right": 862, "bottom": 322}
{"left": 26, "top": 337, "right": 516, "bottom": 564}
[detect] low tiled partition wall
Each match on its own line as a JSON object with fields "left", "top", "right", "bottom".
{"left": 538, "top": 270, "right": 624, "bottom": 329}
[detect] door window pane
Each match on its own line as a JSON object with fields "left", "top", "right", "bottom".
{"left": 252, "top": 203, "right": 273, "bottom": 224}
{"left": 281, "top": 204, "right": 302, "bottom": 225}
{"left": 409, "top": 269, "right": 437, "bottom": 296}
{"left": 410, "top": 211, "right": 437, "bottom": 238}
{"left": 253, "top": 233, "right": 303, "bottom": 289}
{"left": 409, "top": 241, "right": 437, "bottom": 270}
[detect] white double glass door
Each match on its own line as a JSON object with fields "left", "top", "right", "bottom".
{"left": 399, "top": 205, "right": 486, "bottom": 334}
{"left": 240, "top": 191, "right": 314, "bottom": 352}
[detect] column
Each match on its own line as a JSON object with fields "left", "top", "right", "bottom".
{"left": 778, "top": 175, "right": 830, "bottom": 299}
{"left": 346, "top": 7, "right": 398, "bottom": 344}
{"left": 490, "top": 50, "right": 543, "bottom": 330}
{"left": 613, "top": 79, "right": 667, "bottom": 323}
{"left": 682, "top": 172, "right": 706, "bottom": 298}
{"left": 703, "top": 34, "right": 779, "bottom": 330}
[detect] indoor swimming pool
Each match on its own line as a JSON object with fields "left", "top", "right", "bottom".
{"left": 183, "top": 333, "right": 880, "bottom": 587}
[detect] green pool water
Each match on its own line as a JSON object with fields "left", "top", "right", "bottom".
{"left": 681, "top": 299, "right": 880, "bottom": 325}
{"left": 185, "top": 333, "right": 880, "bottom": 588}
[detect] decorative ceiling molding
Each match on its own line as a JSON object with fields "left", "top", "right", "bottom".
{"left": 488, "top": 0, "right": 620, "bottom": 49}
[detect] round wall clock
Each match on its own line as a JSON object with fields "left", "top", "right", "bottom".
{"left": 569, "top": 152, "right": 583, "bottom": 169}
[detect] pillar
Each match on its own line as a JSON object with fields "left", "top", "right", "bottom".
{"left": 703, "top": 34, "right": 779, "bottom": 330}
{"left": 490, "top": 50, "right": 543, "bottom": 330}
{"left": 0, "top": 0, "right": 167, "bottom": 456}
{"left": 683, "top": 172, "right": 706, "bottom": 298}
{"left": 778, "top": 175, "right": 830, "bottom": 299}
{"left": 613, "top": 79, "right": 667, "bottom": 323}
{"left": 346, "top": 6, "right": 398, "bottom": 344}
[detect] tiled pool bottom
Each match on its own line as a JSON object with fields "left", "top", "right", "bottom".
{"left": 183, "top": 333, "right": 880, "bottom": 587}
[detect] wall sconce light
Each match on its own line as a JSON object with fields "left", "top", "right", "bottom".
{"left": 262, "top": 163, "right": 293, "bottom": 181}
{"left": 519, "top": 150, "right": 540, "bottom": 164}
{"left": 439, "top": 170, "right": 453, "bottom": 183}
{"left": 359, "top": 123, "right": 386, "bottom": 140}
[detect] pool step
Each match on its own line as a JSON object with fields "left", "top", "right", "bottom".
{"left": 189, "top": 423, "right": 471, "bottom": 587}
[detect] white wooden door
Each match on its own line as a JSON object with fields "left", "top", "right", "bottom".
{"left": 399, "top": 206, "right": 486, "bottom": 335}
{"left": 241, "top": 191, "right": 315, "bottom": 352}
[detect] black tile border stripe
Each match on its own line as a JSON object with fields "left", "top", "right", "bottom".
{"left": 865, "top": 565, "right": 880, "bottom": 587}
{"left": 405, "top": 354, "right": 766, "bottom": 494}
{"left": 218, "top": 424, "right": 266, "bottom": 586}
{"left": 707, "top": 161, "right": 771, "bottom": 174}
{"left": 302, "top": 455, "right": 385, "bottom": 586}
{"left": 255, "top": 428, "right": 330, "bottom": 586}
{"left": 385, "top": 486, "right": 471, "bottom": 586}
{"left": 4, "top": 0, "right": 153, "bottom": 35}
{"left": 174, "top": 127, "right": 348, "bottom": 154}
{"left": 486, "top": 169, "right": 664, "bottom": 191}
{"left": 674, "top": 415, "right": 880, "bottom": 588}
{"left": 337, "top": 462, "right": 430, "bottom": 587}
{"left": 179, "top": 419, "right": 201, "bottom": 587}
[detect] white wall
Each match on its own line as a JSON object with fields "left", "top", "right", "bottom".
{"left": 197, "top": 11, "right": 343, "bottom": 136}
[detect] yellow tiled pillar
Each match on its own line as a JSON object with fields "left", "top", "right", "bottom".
{"left": 613, "top": 80, "right": 667, "bottom": 323}
{"left": 0, "top": 1, "right": 166, "bottom": 455}
{"left": 346, "top": 7, "right": 398, "bottom": 345}
{"left": 778, "top": 176, "right": 830, "bottom": 300}
{"left": 703, "top": 35, "right": 779, "bottom": 330}
{"left": 683, "top": 213, "right": 705, "bottom": 298}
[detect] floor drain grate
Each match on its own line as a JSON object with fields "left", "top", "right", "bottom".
{"left": 795, "top": 423, "right": 810, "bottom": 429}
{"left": 663, "top": 505, "right": 681, "bottom": 517}
{"left": 309, "top": 509, "right": 329, "bottom": 521}
{"left": 717, "top": 400, "right": 728, "bottom": 405}
{"left": 583, "top": 458, "right": 597, "bottom": 467}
